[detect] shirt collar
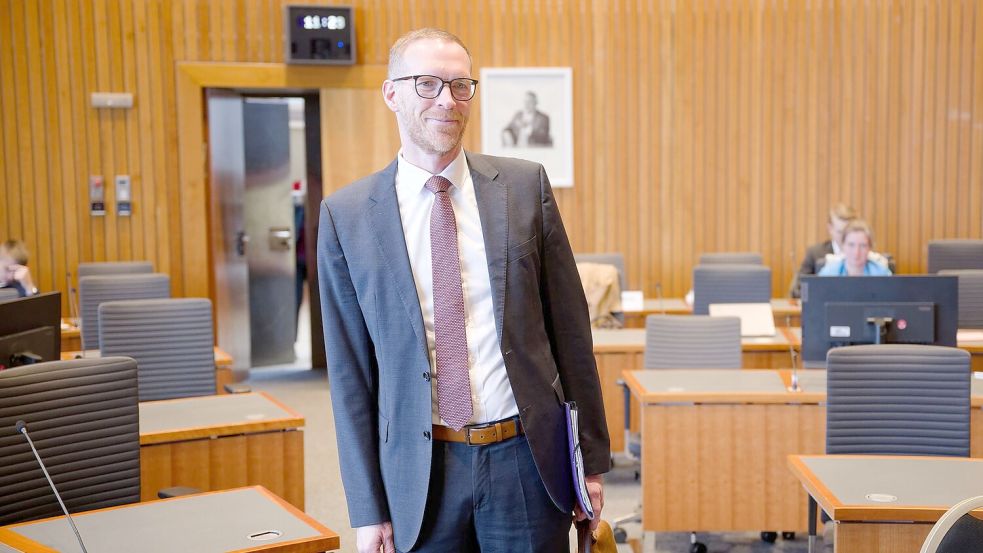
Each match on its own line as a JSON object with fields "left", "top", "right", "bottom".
{"left": 396, "top": 149, "right": 469, "bottom": 193}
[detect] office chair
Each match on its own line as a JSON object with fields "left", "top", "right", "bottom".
{"left": 99, "top": 298, "right": 216, "bottom": 401}
{"left": 698, "top": 251, "right": 763, "bottom": 265}
{"left": 0, "top": 357, "right": 140, "bottom": 525}
{"left": 77, "top": 260, "right": 154, "bottom": 278}
{"left": 927, "top": 239, "right": 983, "bottom": 274}
{"left": 575, "top": 252, "right": 627, "bottom": 325}
{"left": 939, "top": 270, "right": 983, "bottom": 328}
{"left": 692, "top": 264, "right": 771, "bottom": 315}
{"left": 575, "top": 252, "right": 627, "bottom": 292}
{"left": 612, "top": 315, "right": 742, "bottom": 550}
{"left": 919, "top": 495, "right": 983, "bottom": 553}
{"left": 807, "top": 344, "right": 972, "bottom": 552}
{"left": 78, "top": 273, "right": 170, "bottom": 350}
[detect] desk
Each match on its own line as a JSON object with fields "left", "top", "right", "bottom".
{"left": 0, "top": 486, "right": 338, "bottom": 552}
{"left": 593, "top": 328, "right": 798, "bottom": 451}
{"left": 788, "top": 455, "right": 983, "bottom": 553}
{"left": 623, "top": 369, "right": 983, "bottom": 542}
{"left": 623, "top": 369, "right": 825, "bottom": 536}
{"left": 139, "top": 392, "right": 305, "bottom": 509}
{"left": 623, "top": 298, "right": 801, "bottom": 328}
{"left": 60, "top": 346, "right": 235, "bottom": 394}
{"left": 59, "top": 318, "right": 80, "bottom": 351}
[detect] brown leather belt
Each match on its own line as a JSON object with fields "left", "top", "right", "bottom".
{"left": 432, "top": 418, "right": 523, "bottom": 446}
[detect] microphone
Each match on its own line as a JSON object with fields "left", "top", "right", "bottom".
{"left": 66, "top": 271, "right": 80, "bottom": 326}
{"left": 655, "top": 282, "right": 665, "bottom": 316}
{"left": 15, "top": 420, "right": 90, "bottom": 553}
{"left": 786, "top": 315, "right": 800, "bottom": 392}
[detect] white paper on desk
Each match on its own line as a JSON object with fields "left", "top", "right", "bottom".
{"left": 621, "top": 290, "right": 644, "bottom": 312}
{"left": 709, "top": 303, "right": 776, "bottom": 337}
{"left": 957, "top": 329, "right": 983, "bottom": 342}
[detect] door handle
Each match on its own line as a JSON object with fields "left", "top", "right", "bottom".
{"left": 268, "top": 227, "right": 293, "bottom": 251}
{"left": 236, "top": 231, "right": 250, "bottom": 256}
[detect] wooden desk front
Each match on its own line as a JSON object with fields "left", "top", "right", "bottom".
{"left": 623, "top": 369, "right": 825, "bottom": 533}
{"left": 593, "top": 328, "right": 798, "bottom": 451}
{"left": 60, "top": 346, "right": 235, "bottom": 394}
{"left": 139, "top": 392, "right": 305, "bottom": 510}
{"left": 788, "top": 455, "right": 983, "bottom": 553}
{"left": 0, "top": 486, "right": 337, "bottom": 553}
{"left": 623, "top": 370, "right": 983, "bottom": 536}
{"left": 623, "top": 298, "right": 801, "bottom": 328}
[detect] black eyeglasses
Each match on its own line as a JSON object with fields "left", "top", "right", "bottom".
{"left": 391, "top": 75, "right": 479, "bottom": 101}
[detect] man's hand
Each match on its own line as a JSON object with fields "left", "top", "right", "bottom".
{"left": 356, "top": 522, "right": 395, "bottom": 553}
{"left": 574, "top": 474, "right": 605, "bottom": 532}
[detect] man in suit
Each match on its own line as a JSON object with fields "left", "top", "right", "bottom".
{"left": 502, "top": 91, "right": 553, "bottom": 147}
{"left": 790, "top": 203, "right": 857, "bottom": 298}
{"left": 317, "top": 28, "right": 609, "bottom": 553}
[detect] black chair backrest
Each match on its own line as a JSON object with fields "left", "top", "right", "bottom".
{"left": 0, "top": 357, "right": 140, "bottom": 525}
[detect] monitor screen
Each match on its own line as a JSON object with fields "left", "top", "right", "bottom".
{"left": 800, "top": 276, "right": 958, "bottom": 367}
{"left": 0, "top": 292, "right": 61, "bottom": 369}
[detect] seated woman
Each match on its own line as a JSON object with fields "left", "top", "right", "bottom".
{"left": 0, "top": 239, "right": 37, "bottom": 297}
{"left": 817, "top": 220, "right": 892, "bottom": 276}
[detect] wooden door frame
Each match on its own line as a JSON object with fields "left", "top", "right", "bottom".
{"left": 176, "top": 62, "right": 386, "bottom": 366}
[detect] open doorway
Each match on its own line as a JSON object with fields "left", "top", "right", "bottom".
{"left": 206, "top": 90, "right": 324, "bottom": 371}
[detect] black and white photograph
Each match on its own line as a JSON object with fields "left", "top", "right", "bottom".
{"left": 480, "top": 67, "right": 574, "bottom": 187}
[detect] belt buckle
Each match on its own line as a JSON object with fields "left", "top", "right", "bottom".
{"left": 465, "top": 422, "right": 502, "bottom": 446}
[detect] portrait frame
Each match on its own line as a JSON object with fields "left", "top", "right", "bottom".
{"left": 479, "top": 67, "right": 574, "bottom": 187}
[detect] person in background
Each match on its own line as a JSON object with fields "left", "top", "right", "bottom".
{"left": 0, "top": 240, "right": 36, "bottom": 297}
{"left": 817, "top": 219, "right": 892, "bottom": 276}
{"left": 317, "top": 28, "right": 608, "bottom": 553}
{"left": 790, "top": 203, "right": 857, "bottom": 297}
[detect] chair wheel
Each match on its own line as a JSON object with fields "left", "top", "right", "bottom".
{"left": 782, "top": 531, "right": 796, "bottom": 540}
{"left": 613, "top": 526, "right": 628, "bottom": 543}
{"left": 689, "top": 543, "right": 708, "bottom": 553}
{"left": 760, "top": 531, "right": 778, "bottom": 543}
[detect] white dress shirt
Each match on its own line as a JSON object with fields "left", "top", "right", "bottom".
{"left": 395, "top": 150, "right": 518, "bottom": 426}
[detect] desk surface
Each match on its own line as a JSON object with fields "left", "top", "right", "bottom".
{"left": 625, "top": 368, "right": 827, "bottom": 404}
{"left": 592, "top": 327, "right": 796, "bottom": 353}
{"left": 139, "top": 391, "right": 305, "bottom": 445}
{"left": 0, "top": 486, "right": 338, "bottom": 553}
{"left": 60, "top": 346, "right": 233, "bottom": 368}
{"left": 625, "top": 298, "right": 800, "bottom": 315}
{"left": 788, "top": 454, "right": 983, "bottom": 523}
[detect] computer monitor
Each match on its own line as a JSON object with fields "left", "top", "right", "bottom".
{"left": 0, "top": 292, "right": 61, "bottom": 370}
{"left": 800, "top": 276, "right": 958, "bottom": 367}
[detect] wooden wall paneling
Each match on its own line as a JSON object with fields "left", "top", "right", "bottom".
{"left": 132, "top": 0, "right": 154, "bottom": 264}
{"left": 51, "top": 0, "right": 77, "bottom": 313}
{"left": 974, "top": 0, "right": 983, "bottom": 237}
{"left": 6, "top": 0, "right": 983, "bottom": 312}
{"left": 0, "top": 1, "right": 18, "bottom": 252}
{"left": 9, "top": 0, "right": 31, "bottom": 266}
{"left": 149, "top": 1, "right": 171, "bottom": 280}
{"left": 957, "top": 0, "right": 975, "bottom": 236}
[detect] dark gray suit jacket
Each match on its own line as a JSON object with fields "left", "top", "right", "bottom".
{"left": 317, "top": 152, "right": 610, "bottom": 551}
{"left": 790, "top": 240, "right": 834, "bottom": 298}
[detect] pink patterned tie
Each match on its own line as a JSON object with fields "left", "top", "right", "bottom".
{"left": 425, "top": 175, "right": 473, "bottom": 431}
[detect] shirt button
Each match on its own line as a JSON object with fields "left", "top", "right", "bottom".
{"left": 423, "top": 372, "right": 431, "bottom": 382}
{"left": 423, "top": 431, "right": 432, "bottom": 440}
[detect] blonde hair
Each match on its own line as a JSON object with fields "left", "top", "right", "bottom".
{"left": 828, "top": 203, "right": 858, "bottom": 224}
{"left": 842, "top": 219, "right": 874, "bottom": 248}
{"left": 388, "top": 28, "right": 471, "bottom": 79}
{"left": 0, "top": 240, "right": 28, "bottom": 265}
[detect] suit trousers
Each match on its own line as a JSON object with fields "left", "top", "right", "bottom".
{"left": 401, "top": 434, "right": 572, "bottom": 553}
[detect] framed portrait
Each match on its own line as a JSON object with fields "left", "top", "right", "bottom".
{"left": 479, "top": 67, "right": 574, "bottom": 187}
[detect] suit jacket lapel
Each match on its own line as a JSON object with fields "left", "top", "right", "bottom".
{"left": 468, "top": 153, "right": 507, "bottom": 342}
{"left": 367, "top": 160, "right": 428, "bottom": 350}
